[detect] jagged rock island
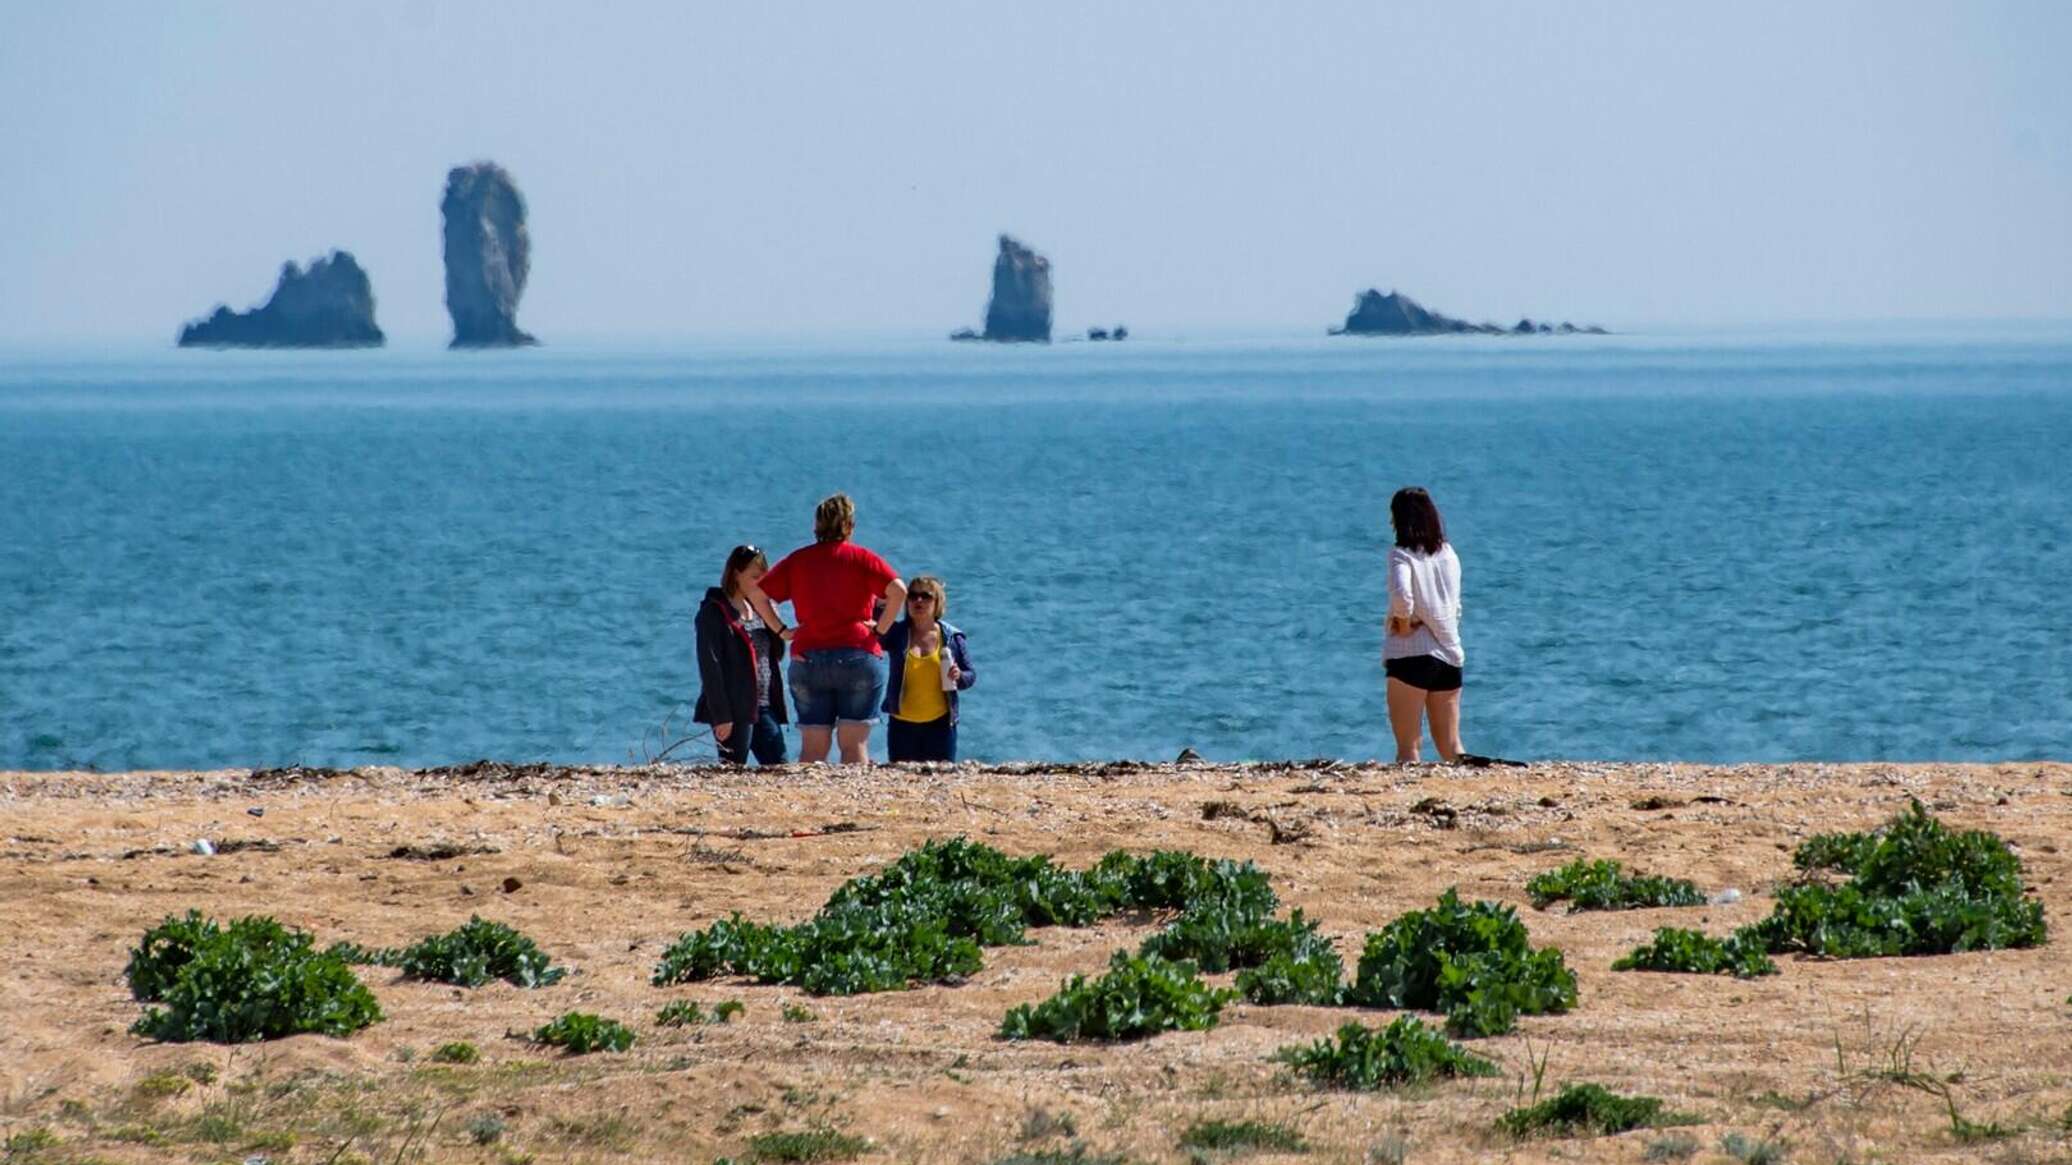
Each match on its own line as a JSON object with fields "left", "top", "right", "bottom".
{"left": 1331, "top": 289, "right": 1604, "bottom": 336}
{"left": 176, "top": 252, "right": 383, "bottom": 348}
{"left": 441, "top": 162, "right": 536, "bottom": 348}
{"left": 952, "top": 234, "right": 1053, "bottom": 342}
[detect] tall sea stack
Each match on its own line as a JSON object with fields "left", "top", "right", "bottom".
{"left": 981, "top": 234, "right": 1052, "bottom": 342}
{"left": 177, "top": 251, "right": 383, "bottom": 348}
{"left": 441, "top": 162, "right": 535, "bottom": 347}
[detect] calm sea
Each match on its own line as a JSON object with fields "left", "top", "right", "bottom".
{"left": 2, "top": 328, "right": 2067, "bottom": 771}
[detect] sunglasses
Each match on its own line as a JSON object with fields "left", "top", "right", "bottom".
{"left": 907, "top": 593, "right": 938, "bottom": 606}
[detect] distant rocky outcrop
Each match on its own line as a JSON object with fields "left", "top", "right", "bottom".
{"left": 1332, "top": 289, "right": 1604, "bottom": 336}
{"left": 956, "top": 234, "right": 1052, "bottom": 342}
{"left": 441, "top": 162, "right": 535, "bottom": 348}
{"left": 176, "top": 251, "right": 383, "bottom": 348}
{"left": 1087, "top": 325, "right": 1129, "bottom": 341}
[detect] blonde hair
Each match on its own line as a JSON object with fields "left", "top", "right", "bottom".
{"left": 908, "top": 575, "right": 947, "bottom": 616}
{"left": 814, "top": 493, "right": 856, "bottom": 542}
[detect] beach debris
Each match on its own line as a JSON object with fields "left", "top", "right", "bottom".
{"left": 1711, "top": 888, "right": 1744, "bottom": 905}
{"left": 213, "top": 838, "right": 281, "bottom": 855}
{"left": 1201, "top": 800, "right": 1247, "bottom": 821}
{"left": 246, "top": 806, "right": 264, "bottom": 817}
{"left": 1631, "top": 795, "right": 1685, "bottom": 811}
{"left": 1408, "top": 798, "right": 1459, "bottom": 829}
{"left": 590, "top": 794, "right": 627, "bottom": 808}
{"left": 1176, "top": 748, "right": 1204, "bottom": 764}
{"left": 190, "top": 839, "right": 215, "bottom": 856}
{"left": 501, "top": 877, "right": 523, "bottom": 894}
{"left": 387, "top": 842, "right": 499, "bottom": 861}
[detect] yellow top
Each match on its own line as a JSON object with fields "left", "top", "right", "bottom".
{"left": 895, "top": 640, "right": 950, "bottom": 723}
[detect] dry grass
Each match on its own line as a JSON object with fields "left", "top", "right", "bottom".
{"left": 1, "top": 759, "right": 2069, "bottom": 1162}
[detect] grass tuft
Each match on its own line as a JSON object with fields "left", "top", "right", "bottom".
{"left": 1497, "top": 1083, "right": 1701, "bottom": 1139}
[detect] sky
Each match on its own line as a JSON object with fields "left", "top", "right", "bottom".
{"left": 1, "top": 1, "right": 2068, "bottom": 343}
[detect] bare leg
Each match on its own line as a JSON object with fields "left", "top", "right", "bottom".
{"left": 835, "top": 722, "right": 873, "bottom": 765}
{"left": 1386, "top": 677, "right": 1425, "bottom": 764}
{"left": 797, "top": 726, "right": 833, "bottom": 764}
{"left": 1426, "top": 688, "right": 1463, "bottom": 762}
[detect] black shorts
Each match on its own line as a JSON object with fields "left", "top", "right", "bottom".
{"left": 1386, "top": 654, "right": 1463, "bottom": 692}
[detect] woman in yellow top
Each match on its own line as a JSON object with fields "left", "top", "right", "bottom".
{"left": 877, "top": 575, "right": 976, "bottom": 762}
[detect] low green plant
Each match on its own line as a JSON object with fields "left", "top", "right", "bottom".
{"left": 1642, "top": 1132, "right": 1700, "bottom": 1161}
{"left": 1234, "top": 936, "right": 1343, "bottom": 1005}
{"left": 657, "top": 1000, "right": 708, "bottom": 1027}
{"left": 781, "top": 1003, "right": 817, "bottom": 1023}
{"left": 1343, "top": 889, "right": 1577, "bottom": 1037}
{"left": 1000, "top": 951, "right": 1234, "bottom": 1042}
{"left": 125, "top": 913, "right": 381, "bottom": 1043}
{"left": 653, "top": 841, "right": 1281, "bottom": 998}
{"left": 1718, "top": 1131, "right": 1789, "bottom": 1163}
{"left": 989, "top": 1153, "right": 1127, "bottom": 1165}
{"left": 1176, "top": 1118, "right": 1307, "bottom": 1154}
{"left": 4, "top": 1129, "right": 58, "bottom": 1156}
{"left": 1526, "top": 858, "right": 1705, "bottom": 912}
{"left": 745, "top": 1126, "right": 869, "bottom": 1162}
{"left": 1274, "top": 1016, "right": 1500, "bottom": 1089}
{"left": 390, "top": 916, "right": 566, "bottom": 987}
{"left": 532, "top": 1011, "right": 635, "bottom": 1054}
{"left": 467, "top": 1113, "right": 506, "bottom": 1145}
{"left": 430, "top": 1041, "right": 480, "bottom": 1064}
{"left": 1750, "top": 800, "right": 2045, "bottom": 958}
{"left": 133, "top": 1071, "right": 192, "bottom": 1099}
{"left": 714, "top": 999, "right": 745, "bottom": 1021}
{"left": 1614, "top": 927, "right": 1778, "bottom": 978}
{"left": 1497, "top": 1083, "right": 1700, "bottom": 1138}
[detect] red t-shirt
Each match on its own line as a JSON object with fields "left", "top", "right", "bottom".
{"left": 758, "top": 540, "right": 899, "bottom": 658}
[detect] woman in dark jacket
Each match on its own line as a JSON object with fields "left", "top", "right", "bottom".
{"left": 694, "top": 545, "right": 791, "bottom": 765}
{"left": 878, "top": 575, "right": 976, "bottom": 762}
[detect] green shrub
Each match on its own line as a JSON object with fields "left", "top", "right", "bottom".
{"left": 466, "top": 1112, "right": 506, "bottom": 1145}
{"left": 657, "top": 999, "right": 740, "bottom": 1027}
{"left": 653, "top": 840, "right": 1284, "bottom": 999}
{"left": 1343, "top": 889, "right": 1577, "bottom": 1037}
{"left": 1234, "top": 935, "right": 1344, "bottom": 1006}
{"left": 1000, "top": 951, "right": 1234, "bottom": 1042}
{"left": 1141, "top": 907, "right": 1322, "bottom": 974}
{"left": 1526, "top": 859, "right": 1704, "bottom": 912}
{"left": 782, "top": 1003, "right": 818, "bottom": 1023}
{"left": 1176, "top": 1118, "right": 1306, "bottom": 1154}
{"left": 1274, "top": 1016, "right": 1499, "bottom": 1089}
{"left": 1750, "top": 800, "right": 2045, "bottom": 958}
{"left": 126, "top": 913, "right": 381, "bottom": 1043}
{"left": 533, "top": 1012, "right": 635, "bottom": 1054}
{"left": 745, "top": 1127, "right": 869, "bottom": 1162}
{"left": 430, "top": 1041, "right": 480, "bottom": 1064}
{"left": 391, "top": 917, "right": 566, "bottom": 988}
{"left": 1497, "top": 1083, "right": 1700, "bottom": 1138}
{"left": 1614, "top": 927, "right": 1778, "bottom": 979}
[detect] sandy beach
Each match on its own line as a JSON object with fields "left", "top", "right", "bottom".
{"left": 2, "top": 759, "right": 2068, "bottom": 1164}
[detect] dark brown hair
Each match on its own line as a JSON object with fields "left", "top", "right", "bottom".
{"left": 720, "top": 544, "right": 767, "bottom": 597}
{"left": 1390, "top": 487, "right": 1447, "bottom": 555}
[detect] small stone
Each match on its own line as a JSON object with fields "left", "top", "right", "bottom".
{"left": 247, "top": 806, "right": 265, "bottom": 817}
{"left": 191, "top": 839, "right": 215, "bottom": 856}
{"left": 502, "top": 876, "right": 523, "bottom": 894}
{"left": 1711, "top": 888, "right": 1743, "bottom": 905}
{"left": 460, "top": 884, "right": 475, "bottom": 896}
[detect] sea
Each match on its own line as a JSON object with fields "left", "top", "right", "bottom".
{"left": 2, "top": 326, "right": 2068, "bottom": 772}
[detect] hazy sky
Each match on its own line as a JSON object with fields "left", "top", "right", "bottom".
{"left": 2, "top": 1, "right": 2068, "bottom": 342}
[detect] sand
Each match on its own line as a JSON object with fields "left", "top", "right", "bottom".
{"left": 2, "top": 759, "right": 2069, "bottom": 1164}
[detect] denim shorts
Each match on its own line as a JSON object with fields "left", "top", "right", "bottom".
{"left": 788, "top": 648, "right": 888, "bottom": 727}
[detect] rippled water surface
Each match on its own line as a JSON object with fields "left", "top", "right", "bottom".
{"left": 2, "top": 329, "right": 2068, "bottom": 770}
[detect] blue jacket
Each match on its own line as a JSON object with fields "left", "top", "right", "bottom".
{"left": 878, "top": 619, "right": 976, "bottom": 725}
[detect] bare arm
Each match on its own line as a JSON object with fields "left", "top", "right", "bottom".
{"left": 1386, "top": 550, "right": 1419, "bottom": 637}
{"left": 742, "top": 583, "right": 790, "bottom": 640}
{"left": 877, "top": 577, "right": 906, "bottom": 636}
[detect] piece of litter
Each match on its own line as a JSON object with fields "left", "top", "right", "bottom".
{"left": 1711, "top": 888, "right": 1743, "bottom": 905}
{"left": 246, "top": 806, "right": 264, "bottom": 817}
{"left": 190, "top": 839, "right": 215, "bottom": 856}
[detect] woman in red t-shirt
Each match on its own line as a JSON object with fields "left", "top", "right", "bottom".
{"left": 748, "top": 493, "right": 905, "bottom": 764}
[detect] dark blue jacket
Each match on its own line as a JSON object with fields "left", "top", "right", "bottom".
{"left": 878, "top": 619, "right": 976, "bottom": 725}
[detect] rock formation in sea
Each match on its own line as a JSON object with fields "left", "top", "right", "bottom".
{"left": 1087, "top": 325, "right": 1129, "bottom": 341}
{"left": 441, "top": 162, "right": 536, "bottom": 347}
{"left": 1332, "top": 289, "right": 1604, "bottom": 336}
{"left": 977, "top": 234, "right": 1053, "bottom": 342}
{"left": 176, "top": 251, "right": 383, "bottom": 348}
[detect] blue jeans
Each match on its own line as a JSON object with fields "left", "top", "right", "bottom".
{"left": 788, "top": 649, "right": 887, "bottom": 727}
{"left": 718, "top": 707, "right": 787, "bottom": 766}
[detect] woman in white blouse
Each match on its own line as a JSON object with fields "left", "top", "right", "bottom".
{"left": 1383, "top": 487, "right": 1465, "bottom": 763}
